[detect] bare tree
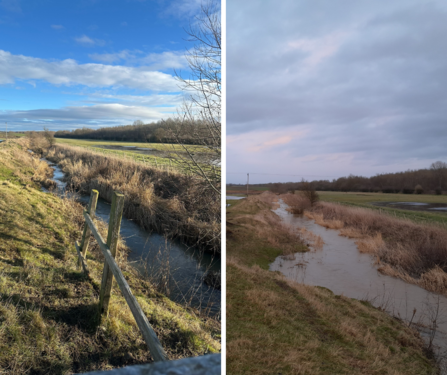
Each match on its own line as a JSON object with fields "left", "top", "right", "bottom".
{"left": 299, "top": 179, "right": 319, "bottom": 207}
{"left": 165, "top": 0, "right": 221, "bottom": 194}
{"left": 430, "top": 161, "right": 447, "bottom": 191}
{"left": 43, "top": 127, "right": 55, "bottom": 148}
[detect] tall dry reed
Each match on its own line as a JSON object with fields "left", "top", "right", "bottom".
{"left": 308, "top": 202, "right": 447, "bottom": 294}
{"left": 40, "top": 143, "right": 220, "bottom": 254}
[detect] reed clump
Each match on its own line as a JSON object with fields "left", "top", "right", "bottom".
{"left": 36, "top": 143, "right": 220, "bottom": 254}
{"left": 281, "top": 192, "right": 311, "bottom": 214}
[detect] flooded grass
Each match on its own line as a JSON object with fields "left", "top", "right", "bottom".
{"left": 226, "top": 194, "right": 438, "bottom": 374}
{"left": 318, "top": 191, "right": 447, "bottom": 226}
{"left": 55, "top": 138, "right": 218, "bottom": 171}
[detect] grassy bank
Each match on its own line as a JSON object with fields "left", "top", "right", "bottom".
{"left": 227, "top": 193, "right": 438, "bottom": 375}
{"left": 0, "top": 140, "right": 220, "bottom": 374}
{"left": 318, "top": 191, "right": 447, "bottom": 226}
{"left": 31, "top": 141, "right": 220, "bottom": 254}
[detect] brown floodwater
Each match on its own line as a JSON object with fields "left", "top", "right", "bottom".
{"left": 270, "top": 200, "right": 447, "bottom": 371}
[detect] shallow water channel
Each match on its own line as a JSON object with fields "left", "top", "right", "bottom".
{"left": 270, "top": 200, "right": 447, "bottom": 370}
{"left": 41, "top": 158, "right": 221, "bottom": 317}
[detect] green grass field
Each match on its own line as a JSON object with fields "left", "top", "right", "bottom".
{"left": 318, "top": 191, "right": 447, "bottom": 226}
{"left": 55, "top": 138, "right": 213, "bottom": 153}
{"left": 55, "top": 138, "right": 219, "bottom": 174}
{"left": 227, "top": 185, "right": 269, "bottom": 192}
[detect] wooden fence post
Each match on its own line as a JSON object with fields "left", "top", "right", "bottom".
{"left": 78, "top": 190, "right": 99, "bottom": 269}
{"left": 99, "top": 191, "right": 125, "bottom": 316}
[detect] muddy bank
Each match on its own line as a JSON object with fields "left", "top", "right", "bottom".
{"left": 270, "top": 200, "right": 447, "bottom": 372}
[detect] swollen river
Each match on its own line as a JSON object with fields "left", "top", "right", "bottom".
{"left": 270, "top": 200, "right": 447, "bottom": 372}
{"left": 41, "top": 158, "right": 221, "bottom": 317}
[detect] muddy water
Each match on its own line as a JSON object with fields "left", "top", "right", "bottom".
{"left": 226, "top": 196, "right": 245, "bottom": 200}
{"left": 270, "top": 200, "right": 447, "bottom": 368}
{"left": 41, "top": 159, "right": 221, "bottom": 316}
{"left": 372, "top": 201, "right": 447, "bottom": 213}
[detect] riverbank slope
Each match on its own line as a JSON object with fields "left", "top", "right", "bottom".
{"left": 227, "top": 193, "right": 438, "bottom": 375}
{"left": 0, "top": 140, "right": 220, "bottom": 374}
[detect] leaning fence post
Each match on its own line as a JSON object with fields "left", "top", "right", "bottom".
{"left": 78, "top": 189, "right": 99, "bottom": 269}
{"left": 99, "top": 191, "right": 125, "bottom": 316}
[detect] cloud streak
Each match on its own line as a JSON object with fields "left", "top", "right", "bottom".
{"left": 0, "top": 103, "right": 175, "bottom": 131}
{"left": 74, "top": 35, "right": 106, "bottom": 47}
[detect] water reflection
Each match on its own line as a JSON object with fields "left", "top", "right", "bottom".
{"left": 41, "top": 158, "right": 221, "bottom": 317}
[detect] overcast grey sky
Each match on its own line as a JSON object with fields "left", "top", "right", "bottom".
{"left": 227, "top": 0, "right": 447, "bottom": 184}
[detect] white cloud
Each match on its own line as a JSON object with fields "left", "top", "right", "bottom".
{"left": 163, "top": 0, "right": 202, "bottom": 18}
{"left": 89, "top": 50, "right": 134, "bottom": 63}
{"left": 88, "top": 50, "right": 187, "bottom": 70}
{"left": 74, "top": 35, "right": 105, "bottom": 47}
{"left": 139, "top": 51, "right": 186, "bottom": 70}
{"left": 83, "top": 92, "right": 183, "bottom": 106}
{"left": 0, "top": 50, "right": 179, "bottom": 91}
{"left": 51, "top": 24, "right": 64, "bottom": 30}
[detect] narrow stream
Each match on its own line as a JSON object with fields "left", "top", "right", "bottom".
{"left": 41, "top": 158, "right": 221, "bottom": 317}
{"left": 270, "top": 200, "right": 447, "bottom": 371}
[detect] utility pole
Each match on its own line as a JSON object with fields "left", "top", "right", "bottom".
{"left": 246, "top": 173, "right": 249, "bottom": 197}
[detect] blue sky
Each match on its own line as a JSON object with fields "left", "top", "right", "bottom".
{"left": 0, "top": 0, "right": 202, "bottom": 132}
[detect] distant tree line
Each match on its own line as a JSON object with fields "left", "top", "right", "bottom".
{"left": 230, "top": 162, "right": 447, "bottom": 195}
{"left": 54, "top": 119, "right": 213, "bottom": 145}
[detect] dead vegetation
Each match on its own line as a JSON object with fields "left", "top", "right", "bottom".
{"left": 25, "top": 140, "right": 220, "bottom": 254}
{"left": 226, "top": 193, "right": 438, "bottom": 375}
{"left": 300, "top": 201, "right": 447, "bottom": 296}
{"left": 0, "top": 141, "right": 220, "bottom": 374}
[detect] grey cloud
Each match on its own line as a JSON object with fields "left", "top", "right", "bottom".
{"left": 0, "top": 103, "right": 176, "bottom": 131}
{"left": 227, "top": 0, "right": 447, "bottom": 182}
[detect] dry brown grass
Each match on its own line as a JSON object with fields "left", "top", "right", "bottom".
{"left": 0, "top": 141, "right": 221, "bottom": 374}
{"left": 226, "top": 204, "right": 438, "bottom": 375}
{"left": 227, "top": 194, "right": 305, "bottom": 261}
{"left": 27, "top": 141, "right": 220, "bottom": 254}
{"left": 281, "top": 192, "right": 311, "bottom": 214}
{"left": 306, "top": 202, "right": 447, "bottom": 295}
